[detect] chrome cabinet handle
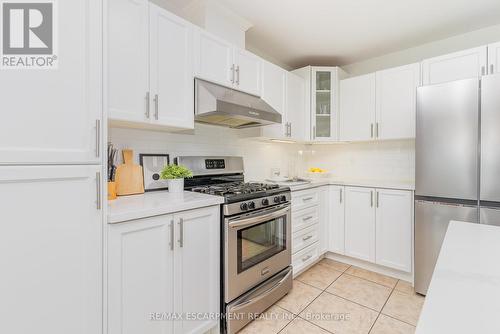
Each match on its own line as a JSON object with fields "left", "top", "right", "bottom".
{"left": 371, "top": 123, "right": 374, "bottom": 138}
{"left": 302, "top": 235, "right": 313, "bottom": 241}
{"left": 303, "top": 196, "right": 314, "bottom": 201}
{"left": 236, "top": 65, "right": 240, "bottom": 85}
{"left": 370, "top": 191, "right": 374, "bottom": 207}
{"left": 154, "top": 94, "right": 159, "bottom": 120}
{"left": 170, "top": 220, "right": 174, "bottom": 251}
{"left": 302, "top": 255, "right": 312, "bottom": 262}
{"left": 375, "top": 122, "right": 379, "bottom": 138}
{"left": 302, "top": 216, "right": 314, "bottom": 221}
{"left": 228, "top": 205, "right": 290, "bottom": 229}
{"left": 376, "top": 191, "right": 380, "bottom": 208}
{"left": 340, "top": 188, "right": 343, "bottom": 203}
{"left": 95, "top": 119, "right": 100, "bottom": 158}
{"left": 95, "top": 172, "right": 101, "bottom": 210}
{"left": 289, "top": 123, "right": 292, "bottom": 137}
{"left": 145, "top": 92, "right": 150, "bottom": 118}
{"left": 481, "top": 66, "right": 486, "bottom": 76}
{"left": 178, "top": 218, "right": 184, "bottom": 248}
{"left": 491, "top": 64, "right": 495, "bottom": 75}
{"left": 230, "top": 64, "right": 235, "bottom": 84}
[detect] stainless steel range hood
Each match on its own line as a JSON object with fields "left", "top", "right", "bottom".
{"left": 194, "top": 78, "right": 282, "bottom": 129}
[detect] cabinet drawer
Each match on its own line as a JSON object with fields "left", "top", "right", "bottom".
{"left": 292, "top": 189, "right": 319, "bottom": 211}
{"left": 292, "top": 242, "right": 319, "bottom": 274}
{"left": 292, "top": 205, "right": 319, "bottom": 233}
{"left": 292, "top": 224, "right": 319, "bottom": 254}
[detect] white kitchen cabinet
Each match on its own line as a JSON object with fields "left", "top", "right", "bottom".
{"left": 375, "top": 63, "right": 420, "bottom": 140}
{"left": 108, "top": 0, "right": 149, "bottom": 123}
{"left": 261, "top": 61, "right": 287, "bottom": 138}
{"left": 488, "top": 42, "right": 500, "bottom": 75}
{"left": 340, "top": 74, "right": 376, "bottom": 141}
{"left": 194, "top": 30, "right": 234, "bottom": 88}
{"left": 0, "top": 166, "right": 102, "bottom": 334}
{"left": 108, "top": 3, "right": 194, "bottom": 130}
{"left": 233, "top": 48, "right": 262, "bottom": 96}
{"left": 150, "top": 5, "right": 194, "bottom": 129}
{"left": 173, "top": 206, "right": 220, "bottom": 334}
{"left": 108, "top": 215, "right": 175, "bottom": 334}
{"left": 421, "top": 46, "right": 488, "bottom": 85}
{"left": 194, "top": 30, "right": 262, "bottom": 96}
{"left": 375, "top": 189, "right": 413, "bottom": 272}
{"left": 318, "top": 187, "right": 330, "bottom": 254}
{"left": 0, "top": 0, "right": 102, "bottom": 164}
{"left": 108, "top": 206, "right": 220, "bottom": 334}
{"left": 344, "top": 187, "right": 376, "bottom": 262}
{"left": 329, "top": 185, "right": 345, "bottom": 255}
{"left": 286, "top": 72, "right": 307, "bottom": 141}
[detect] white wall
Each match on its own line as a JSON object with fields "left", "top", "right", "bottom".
{"left": 108, "top": 125, "right": 307, "bottom": 181}
{"left": 343, "top": 23, "right": 500, "bottom": 76}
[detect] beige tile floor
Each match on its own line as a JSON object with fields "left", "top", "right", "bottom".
{"left": 238, "top": 259, "right": 424, "bottom": 334}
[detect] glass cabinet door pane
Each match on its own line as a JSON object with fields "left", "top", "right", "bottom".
{"left": 315, "top": 71, "right": 332, "bottom": 138}
{"left": 316, "top": 72, "right": 331, "bottom": 91}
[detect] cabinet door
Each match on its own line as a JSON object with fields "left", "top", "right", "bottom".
{"left": 329, "top": 186, "right": 345, "bottom": 255}
{"left": 312, "top": 68, "right": 337, "bottom": 140}
{"left": 344, "top": 187, "right": 376, "bottom": 262}
{"left": 0, "top": 0, "right": 102, "bottom": 164}
{"left": 375, "top": 63, "right": 420, "bottom": 140}
{"left": 487, "top": 42, "right": 500, "bottom": 75}
{"left": 340, "top": 74, "right": 376, "bottom": 141}
{"left": 0, "top": 166, "right": 102, "bottom": 334}
{"left": 261, "top": 61, "right": 287, "bottom": 138}
{"left": 149, "top": 4, "right": 194, "bottom": 129}
{"left": 174, "top": 206, "right": 220, "bottom": 334}
{"left": 108, "top": 215, "right": 175, "bottom": 334}
{"left": 287, "top": 72, "right": 307, "bottom": 141}
{"left": 421, "top": 46, "right": 487, "bottom": 85}
{"left": 234, "top": 48, "right": 262, "bottom": 96}
{"left": 375, "top": 189, "right": 413, "bottom": 272}
{"left": 318, "top": 187, "right": 330, "bottom": 254}
{"left": 194, "top": 30, "right": 234, "bottom": 88}
{"left": 108, "top": 0, "right": 150, "bottom": 123}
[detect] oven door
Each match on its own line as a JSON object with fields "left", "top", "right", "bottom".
{"left": 225, "top": 203, "right": 291, "bottom": 303}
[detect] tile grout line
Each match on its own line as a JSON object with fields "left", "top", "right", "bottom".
{"left": 367, "top": 279, "right": 398, "bottom": 334}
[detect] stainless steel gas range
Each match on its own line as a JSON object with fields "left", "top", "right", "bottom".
{"left": 176, "top": 156, "right": 293, "bottom": 334}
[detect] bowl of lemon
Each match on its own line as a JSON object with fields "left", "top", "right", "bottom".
{"left": 306, "top": 167, "right": 330, "bottom": 179}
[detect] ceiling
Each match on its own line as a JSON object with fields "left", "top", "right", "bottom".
{"left": 159, "top": 0, "right": 500, "bottom": 69}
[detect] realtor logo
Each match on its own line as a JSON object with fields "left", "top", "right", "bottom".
{"left": 1, "top": 0, "right": 58, "bottom": 69}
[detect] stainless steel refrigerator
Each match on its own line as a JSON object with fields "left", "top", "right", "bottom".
{"left": 415, "top": 74, "right": 500, "bottom": 295}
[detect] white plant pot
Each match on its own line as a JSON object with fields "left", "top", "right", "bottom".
{"left": 167, "top": 178, "right": 184, "bottom": 193}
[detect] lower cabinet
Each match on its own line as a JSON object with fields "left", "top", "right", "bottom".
{"left": 343, "top": 186, "right": 413, "bottom": 272}
{"left": 108, "top": 206, "right": 220, "bottom": 334}
{"left": 329, "top": 185, "right": 345, "bottom": 255}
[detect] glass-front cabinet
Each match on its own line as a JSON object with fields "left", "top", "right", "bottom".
{"left": 293, "top": 66, "right": 347, "bottom": 142}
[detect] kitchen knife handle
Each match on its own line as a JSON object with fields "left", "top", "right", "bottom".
{"left": 145, "top": 92, "right": 150, "bottom": 118}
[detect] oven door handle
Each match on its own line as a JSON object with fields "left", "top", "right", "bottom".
{"left": 228, "top": 205, "right": 290, "bottom": 229}
{"left": 228, "top": 267, "right": 292, "bottom": 312}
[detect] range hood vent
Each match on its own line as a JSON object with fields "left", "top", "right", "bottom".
{"left": 194, "top": 78, "right": 282, "bottom": 129}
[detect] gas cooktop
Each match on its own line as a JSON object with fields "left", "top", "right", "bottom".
{"left": 189, "top": 181, "right": 289, "bottom": 203}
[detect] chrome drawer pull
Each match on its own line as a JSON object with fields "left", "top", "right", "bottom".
{"left": 302, "top": 216, "right": 314, "bottom": 221}
{"left": 302, "top": 255, "right": 312, "bottom": 262}
{"left": 302, "top": 197, "right": 314, "bottom": 201}
{"left": 302, "top": 235, "right": 313, "bottom": 241}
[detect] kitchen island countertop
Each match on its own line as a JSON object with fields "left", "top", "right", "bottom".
{"left": 416, "top": 220, "right": 500, "bottom": 334}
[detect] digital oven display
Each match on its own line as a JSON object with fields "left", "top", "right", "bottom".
{"left": 205, "top": 159, "right": 225, "bottom": 169}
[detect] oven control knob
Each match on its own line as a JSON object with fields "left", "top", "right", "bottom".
{"left": 273, "top": 196, "right": 280, "bottom": 203}
{"left": 262, "top": 198, "right": 269, "bottom": 206}
{"left": 240, "top": 203, "right": 248, "bottom": 211}
{"left": 248, "top": 201, "right": 256, "bottom": 209}
{"left": 280, "top": 195, "right": 287, "bottom": 202}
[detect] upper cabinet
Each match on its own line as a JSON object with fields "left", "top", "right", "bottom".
{"left": 488, "top": 42, "right": 500, "bottom": 75}
{"left": 286, "top": 72, "right": 307, "bottom": 141}
{"left": 294, "top": 66, "right": 346, "bottom": 141}
{"left": 194, "top": 30, "right": 262, "bottom": 96}
{"left": 340, "top": 73, "right": 376, "bottom": 141}
{"left": 260, "top": 61, "right": 287, "bottom": 138}
{"left": 108, "top": 2, "right": 194, "bottom": 130}
{"left": 375, "top": 63, "right": 420, "bottom": 140}
{"left": 421, "top": 46, "right": 487, "bottom": 85}
{"left": 0, "top": 0, "right": 102, "bottom": 165}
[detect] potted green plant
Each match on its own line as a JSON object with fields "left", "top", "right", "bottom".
{"left": 160, "top": 164, "right": 193, "bottom": 193}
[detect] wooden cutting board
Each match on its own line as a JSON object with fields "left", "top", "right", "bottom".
{"left": 115, "top": 149, "right": 144, "bottom": 196}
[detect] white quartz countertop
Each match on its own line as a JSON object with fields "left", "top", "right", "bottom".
{"left": 262, "top": 178, "right": 415, "bottom": 191}
{"left": 416, "top": 221, "right": 500, "bottom": 334}
{"left": 108, "top": 191, "right": 224, "bottom": 224}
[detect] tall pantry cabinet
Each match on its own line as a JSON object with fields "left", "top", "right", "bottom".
{"left": 0, "top": 1, "right": 104, "bottom": 334}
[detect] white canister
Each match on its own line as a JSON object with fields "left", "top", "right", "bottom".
{"left": 167, "top": 178, "right": 184, "bottom": 193}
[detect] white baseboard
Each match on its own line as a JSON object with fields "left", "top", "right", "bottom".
{"left": 325, "top": 252, "right": 414, "bottom": 284}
